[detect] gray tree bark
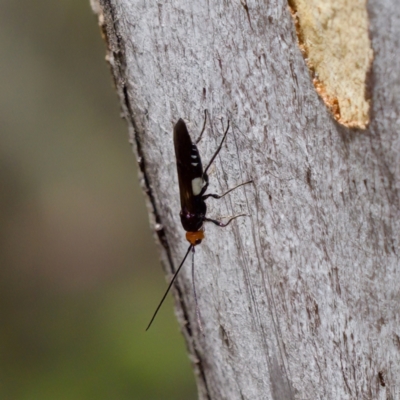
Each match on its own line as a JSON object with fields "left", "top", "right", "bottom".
{"left": 91, "top": 0, "right": 400, "bottom": 399}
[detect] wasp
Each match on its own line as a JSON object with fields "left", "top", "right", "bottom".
{"left": 146, "top": 112, "right": 252, "bottom": 330}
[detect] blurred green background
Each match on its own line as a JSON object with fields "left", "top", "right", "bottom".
{"left": 0, "top": 1, "right": 196, "bottom": 399}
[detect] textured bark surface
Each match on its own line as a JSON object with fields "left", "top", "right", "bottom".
{"left": 91, "top": 0, "right": 400, "bottom": 399}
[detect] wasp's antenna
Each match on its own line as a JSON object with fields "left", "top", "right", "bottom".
{"left": 191, "top": 246, "right": 203, "bottom": 332}
{"left": 146, "top": 244, "right": 193, "bottom": 331}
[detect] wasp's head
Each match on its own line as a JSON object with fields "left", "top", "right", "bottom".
{"left": 186, "top": 230, "right": 204, "bottom": 246}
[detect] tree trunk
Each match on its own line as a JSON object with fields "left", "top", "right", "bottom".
{"left": 91, "top": 0, "right": 400, "bottom": 398}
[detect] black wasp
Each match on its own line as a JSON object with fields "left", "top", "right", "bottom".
{"left": 146, "top": 111, "right": 252, "bottom": 330}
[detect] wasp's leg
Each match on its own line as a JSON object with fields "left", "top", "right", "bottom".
{"left": 195, "top": 109, "right": 208, "bottom": 144}
{"left": 203, "top": 120, "right": 230, "bottom": 175}
{"left": 199, "top": 172, "right": 209, "bottom": 196}
{"left": 203, "top": 180, "right": 253, "bottom": 200}
{"left": 204, "top": 214, "right": 248, "bottom": 227}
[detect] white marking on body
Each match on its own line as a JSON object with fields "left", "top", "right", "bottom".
{"left": 191, "top": 155, "right": 197, "bottom": 159}
{"left": 191, "top": 177, "right": 203, "bottom": 195}
{"left": 191, "top": 162, "right": 198, "bottom": 166}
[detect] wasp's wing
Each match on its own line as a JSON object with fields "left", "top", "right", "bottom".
{"left": 173, "top": 119, "right": 204, "bottom": 213}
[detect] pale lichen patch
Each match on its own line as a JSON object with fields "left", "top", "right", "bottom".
{"left": 289, "top": 0, "right": 373, "bottom": 129}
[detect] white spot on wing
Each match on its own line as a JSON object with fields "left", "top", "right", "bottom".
{"left": 191, "top": 177, "right": 203, "bottom": 196}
